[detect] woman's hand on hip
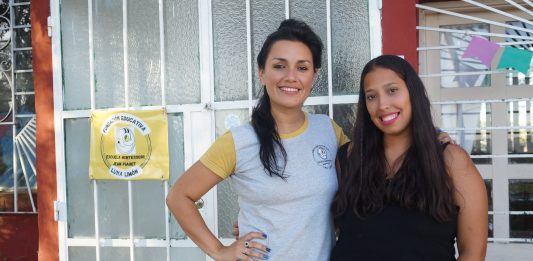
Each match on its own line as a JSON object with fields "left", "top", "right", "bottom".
{"left": 212, "top": 232, "right": 270, "bottom": 261}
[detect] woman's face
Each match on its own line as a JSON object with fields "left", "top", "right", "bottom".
{"left": 258, "top": 40, "right": 316, "bottom": 111}
{"left": 363, "top": 67, "right": 412, "bottom": 137}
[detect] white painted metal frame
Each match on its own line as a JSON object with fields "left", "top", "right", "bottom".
{"left": 52, "top": 0, "right": 383, "bottom": 260}
{"left": 417, "top": 4, "right": 533, "bottom": 35}
{"left": 417, "top": 1, "right": 533, "bottom": 244}
{"left": 0, "top": 0, "right": 37, "bottom": 215}
{"left": 50, "top": 0, "right": 68, "bottom": 260}
{"left": 51, "top": 0, "right": 214, "bottom": 260}
{"left": 10, "top": 0, "right": 18, "bottom": 213}
{"left": 369, "top": 0, "right": 383, "bottom": 59}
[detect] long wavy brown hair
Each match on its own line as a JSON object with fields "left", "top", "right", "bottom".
{"left": 331, "top": 55, "right": 457, "bottom": 224}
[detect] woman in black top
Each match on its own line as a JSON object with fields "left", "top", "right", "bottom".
{"left": 331, "top": 55, "right": 487, "bottom": 261}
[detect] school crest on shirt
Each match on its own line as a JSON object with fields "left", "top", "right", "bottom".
{"left": 312, "top": 145, "right": 333, "bottom": 169}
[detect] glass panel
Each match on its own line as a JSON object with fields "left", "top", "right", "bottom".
{"left": 439, "top": 24, "right": 490, "bottom": 88}
{"left": 290, "top": 0, "right": 328, "bottom": 96}
{"left": 213, "top": 0, "right": 248, "bottom": 101}
{"left": 510, "top": 215, "right": 533, "bottom": 238}
{"left": 65, "top": 118, "right": 95, "bottom": 237}
{"left": 441, "top": 103, "right": 492, "bottom": 164}
{"left": 488, "top": 215, "right": 493, "bottom": 238}
{"left": 61, "top": 0, "right": 90, "bottom": 110}
{"left": 127, "top": 0, "right": 161, "bottom": 107}
{"left": 0, "top": 125, "right": 13, "bottom": 192}
{"left": 0, "top": 2, "right": 7, "bottom": 16}
{"left": 251, "top": 0, "right": 285, "bottom": 98}
{"left": 510, "top": 180, "right": 533, "bottom": 211}
{"left": 215, "top": 109, "right": 249, "bottom": 238}
{"left": 133, "top": 181, "right": 165, "bottom": 238}
{"left": 68, "top": 247, "right": 96, "bottom": 261}
{"left": 15, "top": 50, "right": 32, "bottom": 70}
{"left": 215, "top": 109, "right": 249, "bottom": 137}
{"left": 170, "top": 247, "right": 206, "bottom": 260}
{"left": 15, "top": 117, "right": 36, "bottom": 192}
{"left": 164, "top": 0, "right": 200, "bottom": 105}
{"left": 485, "top": 180, "right": 493, "bottom": 211}
{"left": 509, "top": 180, "right": 533, "bottom": 238}
{"left": 15, "top": 94, "right": 34, "bottom": 114}
{"left": 333, "top": 103, "right": 356, "bottom": 138}
{"left": 13, "top": 5, "right": 30, "bottom": 26}
{"left": 303, "top": 104, "right": 328, "bottom": 116}
{"left": 167, "top": 113, "right": 186, "bottom": 239}
{"left": 98, "top": 180, "right": 129, "bottom": 238}
{"left": 508, "top": 101, "right": 533, "bottom": 164}
{"left": 0, "top": 71, "right": 12, "bottom": 121}
{"left": 15, "top": 72, "right": 33, "bottom": 92}
{"left": 331, "top": 0, "right": 369, "bottom": 95}
{"left": 505, "top": 21, "right": 533, "bottom": 86}
{"left": 0, "top": 50, "right": 11, "bottom": 73}
{"left": 135, "top": 247, "right": 165, "bottom": 260}
{"left": 100, "top": 247, "right": 129, "bottom": 261}
{"left": 217, "top": 179, "right": 239, "bottom": 239}
{"left": 93, "top": 0, "right": 125, "bottom": 109}
{"left": 485, "top": 179, "right": 493, "bottom": 238}
{"left": 0, "top": 13, "right": 10, "bottom": 53}
{"left": 14, "top": 28, "right": 31, "bottom": 48}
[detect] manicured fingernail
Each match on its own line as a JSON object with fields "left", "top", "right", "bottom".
{"left": 266, "top": 247, "right": 271, "bottom": 252}
{"left": 264, "top": 254, "right": 269, "bottom": 260}
{"left": 263, "top": 233, "right": 267, "bottom": 238}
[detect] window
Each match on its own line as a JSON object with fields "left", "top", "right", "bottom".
{"left": 419, "top": 1, "right": 533, "bottom": 247}
{"left": 439, "top": 23, "right": 491, "bottom": 88}
{"left": 0, "top": 1, "right": 35, "bottom": 213}
{"left": 509, "top": 180, "right": 533, "bottom": 238}
{"left": 508, "top": 100, "right": 533, "bottom": 164}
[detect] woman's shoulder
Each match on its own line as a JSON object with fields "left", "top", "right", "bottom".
{"left": 442, "top": 143, "right": 478, "bottom": 179}
{"left": 442, "top": 144, "right": 471, "bottom": 165}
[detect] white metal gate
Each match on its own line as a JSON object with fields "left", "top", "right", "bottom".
{"left": 51, "top": 0, "right": 381, "bottom": 260}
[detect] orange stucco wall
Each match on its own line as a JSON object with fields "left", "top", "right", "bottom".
{"left": 31, "top": 0, "right": 58, "bottom": 260}
{"left": 381, "top": 0, "right": 420, "bottom": 71}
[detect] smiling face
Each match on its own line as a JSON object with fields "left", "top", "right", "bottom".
{"left": 363, "top": 67, "right": 412, "bottom": 138}
{"left": 258, "top": 40, "right": 316, "bottom": 111}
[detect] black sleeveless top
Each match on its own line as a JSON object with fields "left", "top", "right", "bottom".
{"left": 330, "top": 142, "right": 457, "bottom": 261}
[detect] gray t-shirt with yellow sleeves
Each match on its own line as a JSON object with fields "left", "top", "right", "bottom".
{"left": 229, "top": 113, "right": 338, "bottom": 261}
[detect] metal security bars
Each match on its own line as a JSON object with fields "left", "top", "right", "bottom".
{"left": 51, "top": 0, "right": 381, "bottom": 260}
{"left": 418, "top": 0, "right": 533, "bottom": 245}
{"left": 0, "top": 0, "right": 35, "bottom": 214}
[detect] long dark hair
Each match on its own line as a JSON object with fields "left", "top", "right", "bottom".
{"left": 332, "top": 55, "right": 456, "bottom": 223}
{"left": 252, "top": 19, "right": 323, "bottom": 179}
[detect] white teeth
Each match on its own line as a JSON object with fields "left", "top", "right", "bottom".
{"left": 280, "top": 87, "right": 299, "bottom": 92}
{"left": 382, "top": 113, "right": 398, "bottom": 122}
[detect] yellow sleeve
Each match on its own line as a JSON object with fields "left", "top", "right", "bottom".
{"left": 199, "top": 131, "right": 236, "bottom": 179}
{"left": 331, "top": 119, "right": 350, "bottom": 147}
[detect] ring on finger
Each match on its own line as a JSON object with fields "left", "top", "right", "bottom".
{"left": 244, "top": 241, "right": 250, "bottom": 248}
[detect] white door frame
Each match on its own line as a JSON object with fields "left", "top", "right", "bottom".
{"left": 51, "top": 0, "right": 383, "bottom": 260}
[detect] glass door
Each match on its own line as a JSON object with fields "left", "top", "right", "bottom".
{"left": 52, "top": 0, "right": 380, "bottom": 260}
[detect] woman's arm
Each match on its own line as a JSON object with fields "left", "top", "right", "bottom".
{"left": 443, "top": 144, "right": 488, "bottom": 261}
{"left": 166, "top": 161, "right": 268, "bottom": 261}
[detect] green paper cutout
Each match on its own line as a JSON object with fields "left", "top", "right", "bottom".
{"left": 497, "top": 47, "right": 533, "bottom": 75}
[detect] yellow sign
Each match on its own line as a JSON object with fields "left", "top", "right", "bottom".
{"left": 89, "top": 109, "right": 169, "bottom": 180}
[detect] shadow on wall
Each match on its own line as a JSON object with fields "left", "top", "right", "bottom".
{"left": 0, "top": 193, "right": 38, "bottom": 260}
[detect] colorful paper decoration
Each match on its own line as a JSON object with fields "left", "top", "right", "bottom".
{"left": 462, "top": 36, "right": 500, "bottom": 67}
{"left": 497, "top": 46, "right": 533, "bottom": 75}
{"left": 461, "top": 36, "right": 533, "bottom": 74}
